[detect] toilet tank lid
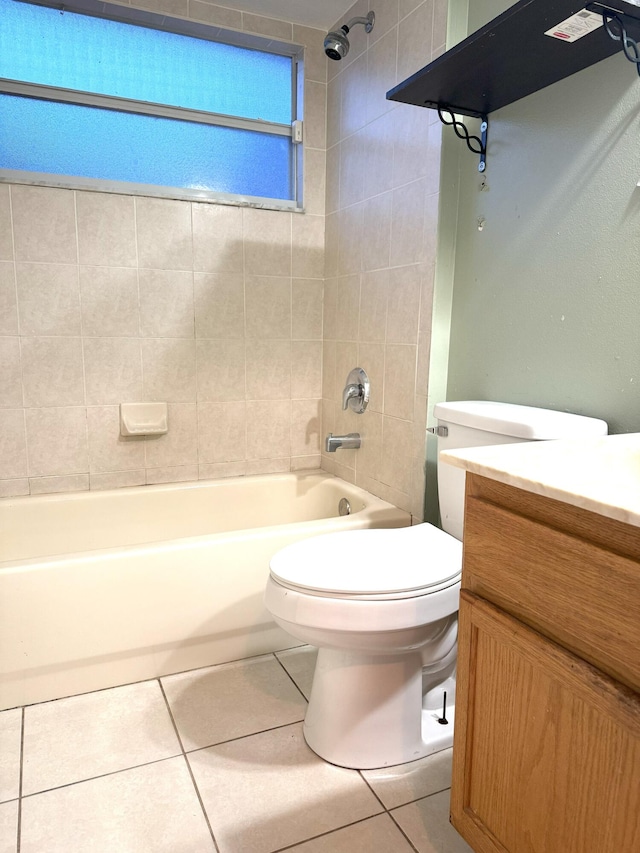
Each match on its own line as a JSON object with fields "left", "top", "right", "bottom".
{"left": 433, "top": 401, "right": 608, "bottom": 440}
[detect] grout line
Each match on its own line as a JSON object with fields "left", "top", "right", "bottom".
{"left": 269, "top": 812, "right": 389, "bottom": 853}
{"left": 19, "top": 753, "right": 183, "bottom": 800}
{"left": 182, "top": 718, "right": 306, "bottom": 757}
{"left": 272, "top": 650, "right": 311, "bottom": 702}
{"left": 388, "top": 808, "right": 422, "bottom": 853}
{"left": 158, "top": 679, "right": 221, "bottom": 852}
{"left": 16, "top": 706, "right": 24, "bottom": 852}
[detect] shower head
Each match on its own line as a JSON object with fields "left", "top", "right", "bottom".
{"left": 324, "top": 11, "right": 375, "bottom": 61}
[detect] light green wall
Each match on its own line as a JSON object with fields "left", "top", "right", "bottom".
{"left": 446, "top": 0, "right": 640, "bottom": 434}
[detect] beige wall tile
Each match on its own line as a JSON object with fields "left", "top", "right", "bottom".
{"left": 16, "top": 263, "right": 81, "bottom": 336}
{"left": 355, "top": 409, "right": 382, "bottom": 480}
{"left": 144, "top": 403, "right": 198, "bottom": 468}
{"left": 387, "top": 265, "right": 421, "bottom": 344}
{"left": 29, "top": 474, "right": 90, "bottom": 495}
{"left": 192, "top": 203, "right": 243, "bottom": 273}
{"left": 198, "top": 460, "right": 247, "bottom": 480}
{"left": 362, "top": 193, "right": 392, "bottom": 272}
{"left": 134, "top": 0, "right": 188, "bottom": 16}
{"left": 341, "top": 53, "right": 369, "bottom": 138}
{"left": 141, "top": 338, "right": 197, "bottom": 402}
{"left": 393, "top": 105, "right": 440, "bottom": 189}
{"left": 243, "top": 208, "right": 292, "bottom": 277}
{"left": 146, "top": 463, "right": 199, "bottom": 485}
{"left": 363, "top": 113, "right": 396, "bottom": 198}
{"left": 369, "top": 0, "right": 400, "bottom": 44}
{"left": 135, "top": 197, "right": 193, "bottom": 271}
{"left": 245, "top": 457, "right": 290, "bottom": 475}
{"left": 359, "top": 269, "right": 388, "bottom": 343}
{"left": 322, "top": 340, "right": 336, "bottom": 400}
{"left": 326, "top": 76, "right": 342, "bottom": 150}
{"left": 304, "top": 80, "right": 328, "bottom": 151}
{"left": 21, "top": 337, "right": 85, "bottom": 407}
{"left": 390, "top": 179, "right": 427, "bottom": 267}
{"left": 292, "top": 279, "right": 323, "bottom": 340}
{"left": 196, "top": 339, "right": 245, "bottom": 402}
{"left": 0, "top": 262, "right": 18, "bottom": 335}
{"left": 334, "top": 274, "right": 361, "bottom": 341}
{"left": 84, "top": 337, "right": 143, "bottom": 406}
{"left": 322, "top": 277, "right": 337, "bottom": 339}
{"left": 11, "top": 186, "right": 77, "bottom": 264}
{"left": 80, "top": 267, "right": 140, "bottom": 337}
{"left": 188, "top": 0, "right": 242, "bottom": 29}
{"left": 325, "top": 144, "right": 341, "bottom": 215}
{"left": 291, "top": 399, "right": 322, "bottom": 456}
{"left": 339, "top": 131, "right": 366, "bottom": 209}
{"left": 25, "top": 407, "right": 88, "bottom": 477}
{"left": 337, "top": 203, "right": 364, "bottom": 275}
{"left": 292, "top": 340, "right": 322, "bottom": 399}
{"left": 357, "top": 342, "right": 385, "bottom": 413}
{"left": 194, "top": 272, "right": 244, "bottom": 340}
{"left": 397, "top": 0, "right": 437, "bottom": 83}
{"left": 0, "top": 409, "right": 27, "bottom": 479}
{"left": 197, "top": 402, "right": 246, "bottom": 463}
{"left": 294, "top": 25, "right": 328, "bottom": 83}
{"left": 245, "top": 276, "right": 291, "bottom": 339}
{"left": 324, "top": 214, "right": 339, "bottom": 279}
{"left": 87, "top": 406, "right": 145, "bottom": 474}
{"left": 246, "top": 400, "right": 291, "bottom": 459}
{"left": 304, "top": 148, "right": 327, "bottom": 217}
{"left": 380, "top": 415, "right": 414, "bottom": 494}
{"left": 245, "top": 340, "right": 291, "bottom": 400}
{"left": 292, "top": 214, "right": 324, "bottom": 279}
{"left": 0, "top": 186, "right": 13, "bottom": 261}
{"left": 0, "top": 478, "right": 29, "bottom": 497}
{"left": 433, "top": 0, "right": 448, "bottom": 49}
{"left": 365, "top": 27, "right": 398, "bottom": 126}
{"left": 384, "top": 344, "right": 417, "bottom": 420}
{"left": 76, "top": 193, "right": 137, "bottom": 267}
{"left": 90, "top": 469, "right": 146, "bottom": 490}
{"left": 290, "top": 454, "right": 321, "bottom": 471}
{"left": 0, "top": 337, "right": 23, "bottom": 408}
{"left": 138, "top": 269, "right": 194, "bottom": 338}
{"left": 242, "top": 12, "right": 292, "bottom": 40}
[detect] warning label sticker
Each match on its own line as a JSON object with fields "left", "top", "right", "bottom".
{"left": 545, "top": 9, "right": 603, "bottom": 42}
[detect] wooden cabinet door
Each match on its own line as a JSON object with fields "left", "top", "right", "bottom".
{"left": 451, "top": 591, "right": 640, "bottom": 853}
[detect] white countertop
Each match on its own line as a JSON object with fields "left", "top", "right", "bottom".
{"left": 441, "top": 433, "right": 640, "bottom": 528}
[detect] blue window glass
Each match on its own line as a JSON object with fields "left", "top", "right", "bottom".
{"left": 0, "top": 0, "right": 299, "bottom": 204}
{"left": 0, "top": 0, "right": 292, "bottom": 124}
{"left": 0, "top": 95, "right": 293, "bottom": 199}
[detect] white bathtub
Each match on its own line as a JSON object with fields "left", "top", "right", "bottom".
{"left": 0, "top": 471, "right": 410, "bottom": 710}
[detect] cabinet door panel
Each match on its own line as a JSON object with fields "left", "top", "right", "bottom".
{"left": 451, "top": 592, "right": 640, "bottom": 853}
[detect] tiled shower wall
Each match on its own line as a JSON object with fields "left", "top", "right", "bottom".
{"left": 321, "top": 0, "right": 447, "bottom": 520}
{"left": 0, "top": 3, "right": 327, "bottom": 498}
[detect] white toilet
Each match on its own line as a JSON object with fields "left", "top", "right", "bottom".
{"left": 265, "top": 401, "right": 607, "bottom": 769}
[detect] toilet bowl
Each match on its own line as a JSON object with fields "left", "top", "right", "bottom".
{"left": 265, "top": 524, "right": 462, "bottom": 769}
{"left": 265, "top": 401, "right": 608, "bottom": 770}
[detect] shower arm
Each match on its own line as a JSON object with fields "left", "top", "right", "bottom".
{"left": 343, "top": 13, "right": 375, "bottom": 34}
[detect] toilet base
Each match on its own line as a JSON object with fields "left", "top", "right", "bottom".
{"left": 302, "top": 646, "right": 455, "bottom": 770}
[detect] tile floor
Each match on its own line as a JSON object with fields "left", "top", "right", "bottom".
{"left": 0, "top": 647, "right": 473, "bottom": 853}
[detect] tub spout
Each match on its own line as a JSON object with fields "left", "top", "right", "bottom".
{"left": 325, "top": 433, "right": 361, "bottom": 452}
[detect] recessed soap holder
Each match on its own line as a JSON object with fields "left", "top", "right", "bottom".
{"left": 120, "top": 402, "right": 168, "bottom": 437}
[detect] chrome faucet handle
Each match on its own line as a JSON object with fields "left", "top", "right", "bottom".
{"left": 342, "top": 368, "right": 370, "bottom": 414}
{"left": 342, "top": 383, "right": 362, "bottom": 410}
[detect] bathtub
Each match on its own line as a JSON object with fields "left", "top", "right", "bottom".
{"left": 0, "top": 471, "right": 410, "bottom": 710}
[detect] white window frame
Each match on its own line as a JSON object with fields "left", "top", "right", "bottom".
{"left": 0, "top": 0, "right": 305, "bottom": 211}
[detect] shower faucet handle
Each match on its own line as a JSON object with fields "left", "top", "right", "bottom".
{"left": 341, "top": 367, "right": 370, "bottom": 414}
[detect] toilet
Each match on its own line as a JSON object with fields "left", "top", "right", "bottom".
{"left": 264, "top": 401, "right": 608, "bottom": 769}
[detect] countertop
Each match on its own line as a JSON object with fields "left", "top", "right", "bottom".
{"left": 441, "top": 433, "right": 640, "bottom": 528}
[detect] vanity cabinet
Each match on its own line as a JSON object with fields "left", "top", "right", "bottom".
{"left": 450, "top": 473, "right": 640, "bottom": 853}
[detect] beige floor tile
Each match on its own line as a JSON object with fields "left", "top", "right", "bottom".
{"left": 22, "top": 681, "right": 180, "bottom": 795}
{"left": 0, "top": 710, "right": 21, "bottom": 803}
{"left": 0, "top": 801, "right": 18, "bottom": 853}
{"left": 20, "top": 757, "right": 215, "bottom": 853}
{"left": 391, "top": 790, "right": 474, "bottom": 853}
{"left": 188, "top": 722, "right": 383, "bottom": 853}
{"left": 284, "top": 813, "right": 416, "bottom": 852}
{"left": 162, "top": 655, "right": 307, "bottom": 751}
{"left": 275, "top": 646, "right": 318, "bottom": 700}
{"left": 362, "top": 748, "right": 453, "bottom": 809}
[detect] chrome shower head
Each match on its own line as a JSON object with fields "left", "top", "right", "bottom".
{"left": 324, "top": 11, "right": 375, "bottom": 61}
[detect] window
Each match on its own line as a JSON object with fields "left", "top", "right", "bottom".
{"left": 0, "top": 0, "right": 303, "bottom": 209}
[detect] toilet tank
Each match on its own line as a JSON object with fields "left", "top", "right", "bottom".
{"left": 433, "top": 401, "right": 608, "bottom": 540}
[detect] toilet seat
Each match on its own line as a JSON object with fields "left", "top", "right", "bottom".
{"left": 269, "top": 523, "right": 462, "bottom": 601}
